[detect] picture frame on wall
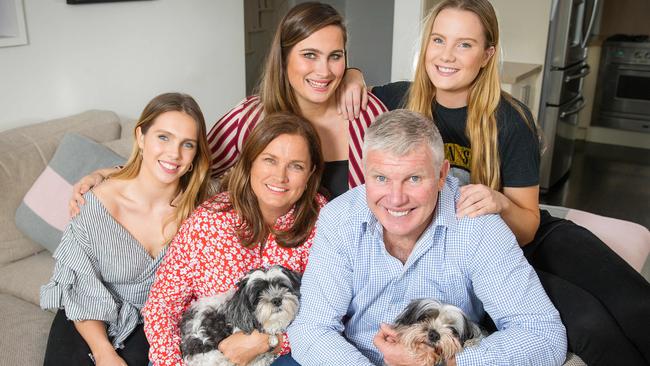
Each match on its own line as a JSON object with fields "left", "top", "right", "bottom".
{"left": 0, "top": 0, "right": 28, "bottom": 48}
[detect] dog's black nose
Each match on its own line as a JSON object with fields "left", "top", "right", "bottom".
{"left": 428, "top": 330, "right": 440, "bottom": 344}
{"left": 272, "top": 298, "right": 283, "bottom": 307}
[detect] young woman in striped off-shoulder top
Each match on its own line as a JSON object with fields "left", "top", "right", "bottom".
{"left": 40, "top": 93, "right": 211, "bottom": 366}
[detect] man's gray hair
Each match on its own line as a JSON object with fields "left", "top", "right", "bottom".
{"left": 363, "top": 109, "right": 445, "bottom": 170}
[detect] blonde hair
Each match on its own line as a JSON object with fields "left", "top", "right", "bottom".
{"left": 219, "top": 112, "right": 324, "bottom": 248}
{"left": 111, "top": 92, "right": 211, "bottom": 234}
{"left": 258, "top": 2, "right": 346, "bottom": 116}
{"left": 406, "top": 0, "right": 533, "bottom": 190}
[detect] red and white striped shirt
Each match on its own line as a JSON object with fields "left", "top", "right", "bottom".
{"left": 206, "top": 93, "right": 388, "bottom": 188}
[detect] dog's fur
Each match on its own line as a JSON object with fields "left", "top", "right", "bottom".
{"left": 179, "top": 265, "right": 302, "bottom": 366}
{"left": 392, "top": 299, "right": 484, "bottom": 366}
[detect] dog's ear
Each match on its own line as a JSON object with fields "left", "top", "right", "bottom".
{"left": 460, "top": 316, "right": 482, "bottom": 345}
{"left": 280, "top": 266, "right": 302, "bottom": 291}
{"left": 394, "top": 301, "right": 421, "bottom": 326}
{"left": 225, "top": 284, "right": 261, "bottom": 334}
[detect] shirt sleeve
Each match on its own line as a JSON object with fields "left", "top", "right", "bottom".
{"left": 142, "top": 218, "right": 198, "bottom": 366}
{"left": 40, "top": 218, "right": 119, "bottom": 324}
{"left": 456, "top": 215, "right": 567, "bottom": 366}
{"left": 206, "top": 97, "right": 263, "bottom": 179}
{"left": 498, "top": 99, "right": 541, "bottom": 188}
{"left": 369, "top": 81, "right": 411, "bottom": 111}
{"left": 287, "top": 211, "right": 375, "bottom": 366}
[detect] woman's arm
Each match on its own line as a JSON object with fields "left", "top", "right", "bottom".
{"left": 73, "top": 320, "right": 127, "bottom": 366}
{"left": 337, "top": 68, "right": 370, "bottom": 120}
{"left": 142, "top": 223, "right": 196, "bottom": 365}
{"left": 457, "top": 184, "right": 540, "bottom": 246}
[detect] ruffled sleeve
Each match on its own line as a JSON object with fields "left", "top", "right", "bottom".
{"left": 40, "top": 217, "right": 125, "bottom": 345}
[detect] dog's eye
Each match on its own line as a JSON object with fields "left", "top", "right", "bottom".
{"left": 450, "top": 327, "right": 460, "bottom": 338}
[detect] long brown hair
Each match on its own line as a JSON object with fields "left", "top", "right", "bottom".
{"left": 406, "top": 0, "right": 534, "bottom": 190}
{"left": 219, "top": 112, "right": 324, "bottom": 248}
{"left": 111, "top": 92, "right": 211, "bottom": 230}
{"left": 258, "top": 2, "right": 347, "bottom": 116}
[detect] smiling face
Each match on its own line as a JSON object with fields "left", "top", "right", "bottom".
{"left": 136, "top": 110, "right": 198, "bottom": 187}
{"left": 425, "top": 8, "right": 495, "bottom": 107}
{"left": 365, "top": 145, "right": 449, "bottom": 247}
{"left": 250, "top": 133, "right": 313, "bottom": 225}
{"left": 285, "top": 25, "right": 346, "bottom": 110}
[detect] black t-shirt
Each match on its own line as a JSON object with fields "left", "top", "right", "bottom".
{"left": 372, "top": 81, "right": 540, "bottom": 188}
{"left": 322, "top": 160, "right": 349, "bottom": 199}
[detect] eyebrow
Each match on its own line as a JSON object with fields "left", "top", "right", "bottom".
{"left": 430, "top": 33, "right": 479, "bottom": 43}
{"left": 298, "top": 47, "right": 345, "bottom": 54}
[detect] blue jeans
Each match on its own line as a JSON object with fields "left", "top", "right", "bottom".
{"left": 271, "top": 354, "right": 301, "bottom": 366}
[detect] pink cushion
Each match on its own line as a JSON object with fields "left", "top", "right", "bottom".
{"left": 566, "top": 209, "right": 650, "bottom": 272}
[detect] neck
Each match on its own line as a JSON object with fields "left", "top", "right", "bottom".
{"left": 435, "top": 89, "right": 469, "bottom": 109}
{"left": 298, "top": 96, "right": 336, "bottom": 122}
{"left": 128, "top": 170, "right": 180, "bottom": 208}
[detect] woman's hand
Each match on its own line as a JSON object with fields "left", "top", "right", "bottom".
{"left": 93, "top": 349, "right": 128, "bottom": 366}
{"left": 218, "top": 330, "right": 275, "bottom": 365}
{"left": 337, "top": 68, "right": 368, "bottom": 121}
{"left": 69, "top": 167, "right": 117, "bottom": 217}
{"left": 457, "top": 184, "right": 509, "bottom": 218}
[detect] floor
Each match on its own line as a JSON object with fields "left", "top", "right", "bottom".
{"left": 540, "top": 140, "right": 650, "bottom": 229}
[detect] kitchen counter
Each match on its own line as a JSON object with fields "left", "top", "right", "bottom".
{"left": 501, "top": 61, "right": 542, "bottom": 84}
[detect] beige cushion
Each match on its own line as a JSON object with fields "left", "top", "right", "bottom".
{"left": 0, "top": 251, "right": 55, "bottom": 306}
{"left": 0, "top": 294, "right": 54, "bottom": 366}
{"left": 103, "top": 136, "right": 134, "bottom": 158}
{"left": 0, "top": 110, "right": 121, "bottom": 265}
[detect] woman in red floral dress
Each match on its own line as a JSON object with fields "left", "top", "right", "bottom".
{"left": 142, "top": 112, "right": 326, "bottom": 366}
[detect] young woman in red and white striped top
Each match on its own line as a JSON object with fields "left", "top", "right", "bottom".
{"left": 69, "top": 2, "right": 386, "bottom": 210}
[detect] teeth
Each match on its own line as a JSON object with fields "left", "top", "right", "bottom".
{"left": 438, "top": 66, "right": 458, "bottom": 73}
{"left": 307, "top": 79, "right": 329, "bottom": 88}
{"left": 387, "top": 209, "right": 410, "bottom": 217}
{"left": 159, "top": 161, "right": 178, "bottom": 170}
{"left": 266, "top": 184, "right": 288, "bottom": 192}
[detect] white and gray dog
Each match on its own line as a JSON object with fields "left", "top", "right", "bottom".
{"left": 392, "top": 299, "right": 484, "bottom": 366}
{"left": 179, "top": 265, "right": 302, "bottom": 366}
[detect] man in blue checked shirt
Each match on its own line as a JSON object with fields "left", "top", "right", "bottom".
{"left": 287, "top": 110, "right": 567, "bottom": 366}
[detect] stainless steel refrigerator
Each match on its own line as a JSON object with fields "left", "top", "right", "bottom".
{"left": 538, "top": 0, "right": 600, "bottom": 191}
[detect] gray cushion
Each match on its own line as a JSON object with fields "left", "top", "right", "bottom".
{"left": 15, "top": 133, "right": 125, "bottom": 253}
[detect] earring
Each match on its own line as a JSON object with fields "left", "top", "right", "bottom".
{"left": 138, "top": 148, "right": 143, "bottom": 159}
{"left": 187, "top": 163, "right": 193, "bottom": 172}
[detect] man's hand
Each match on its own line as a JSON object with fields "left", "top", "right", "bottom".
{"left": 218, "top": 330, "right": 278, "bottom": 365}
{"left": 374, "top": 323, "right": 423, "bottom": 366}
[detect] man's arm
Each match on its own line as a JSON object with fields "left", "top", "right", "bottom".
{"left": 287, "top": 215, "right": 375, "bottom": 366}
{"left": 456, "top": 215, "right": 567, "bottom": 366}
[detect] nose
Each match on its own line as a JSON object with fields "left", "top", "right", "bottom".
{"left": 273, "top": 165, "right": 289, "bottom": 182}
{"left": 272, "top": 298, "right": 283, "bottom": 307}
{"left": 440, "top": 44, "right": 455, "bottom": 62}
{"left": 389, "top": 182, "right": 407, "bottom": 206}
{"left": 314, "top": 57, "right": 330, "bottom": 76}
{"left": 428, "top": 330, "right": 440, "bottom": 344}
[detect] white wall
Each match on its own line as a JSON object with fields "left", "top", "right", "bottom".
{"left": 345, "top": 0, "right": 393, "bottom": 86}
{"left": 0, "top": 0, "right": 246, "bottom": 132}
{"left": 391, "top": 0, "right": 424, "bottom": 82}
